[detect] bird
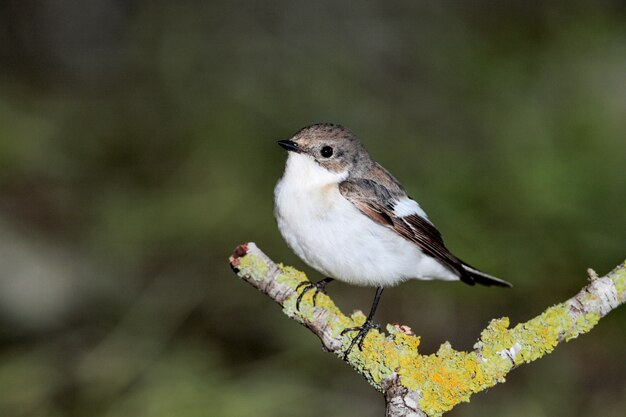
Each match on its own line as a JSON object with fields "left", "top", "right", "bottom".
{"left": 273, "top": 123, "right": 512, "bottom": 358}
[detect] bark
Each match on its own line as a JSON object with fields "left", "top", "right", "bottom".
{"left": 229, "top": 242, "right": 626, "bottom": 417}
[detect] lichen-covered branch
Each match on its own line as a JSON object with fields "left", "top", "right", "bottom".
{"left": 229, "top": 243, "right": 626, "bottom": 417}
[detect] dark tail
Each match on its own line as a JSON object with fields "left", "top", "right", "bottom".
{"left": 461, "top": 264, "right": 512, "bottom": 287}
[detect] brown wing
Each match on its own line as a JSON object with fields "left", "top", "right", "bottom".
{"left": 339, "top": 179, "right": 474, "bottom": 285}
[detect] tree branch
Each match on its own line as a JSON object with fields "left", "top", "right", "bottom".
{"left": 229, "top": 242, "right": 626, "bottom": 417}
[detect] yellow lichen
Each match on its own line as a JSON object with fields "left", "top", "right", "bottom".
{"left": 275, "top": 264, "right": 353, "bottom": 329}
{"left": 272, "top": 264, "right": 371, "bottom": 353}
{"left": 275, "top": 264, "right": 308, "bottom": 288}
{"left": 262, "top": 258, "right": 593, "bottom": 416}
{"left": 391, "top": 308, "right": 600, "bottom": 416}
{"left": 477, "top": 317, "right": 516, "bottom": 357}
{"left": 236, "top": 250, "right": 625, "bottom": 417}
{"left": 397, "top": 342, "right": 502, "bottom": 416}
{"left": 351, "top": 336, "right": 397, "bottom": 389}
{"left": 511, "top": 305, "right": 571, "bottom": 364}
{"left": 237, "top": 254, "right": 269, "bottom": 282}
{"left": 568, "top": 313, "right": 600, "bottom": 341}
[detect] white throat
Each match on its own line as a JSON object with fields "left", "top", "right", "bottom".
{"left": 282, "top": 152, "right": 348, "bottom": 187}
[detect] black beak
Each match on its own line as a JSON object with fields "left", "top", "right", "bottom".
{"left": 277, "top": 140, "right": 301, "bottom": 153}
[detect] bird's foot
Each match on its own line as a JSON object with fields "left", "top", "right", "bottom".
{"left": 341, "top": 320, "right": 381, "bottom": 360}
{"left": 295, "top": 278, "right": 333, "bottom": 311}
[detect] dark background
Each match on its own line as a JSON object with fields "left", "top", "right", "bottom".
{"left": 0, "top": 1, "right": 625, "bottom": 416}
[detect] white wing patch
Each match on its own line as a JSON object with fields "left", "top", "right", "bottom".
{"left": 393, "top": 197, "right": 429, "bottom": 219}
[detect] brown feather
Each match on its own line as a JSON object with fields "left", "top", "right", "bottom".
{"left": 339, "top": 179, "right": 475, "bottom": 285}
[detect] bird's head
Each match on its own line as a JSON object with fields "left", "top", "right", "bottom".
{"left": 277, "top": 123, "right": 371, "bottom": 175}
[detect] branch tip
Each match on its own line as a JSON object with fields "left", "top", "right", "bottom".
{"left": 229, "top": 243, "right": 250, "bottom": 270}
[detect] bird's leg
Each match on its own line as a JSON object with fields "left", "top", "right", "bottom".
{"left": 341, "top": 286, "right": 384, "bottom": 359}
{"left": 296, "top": 277, "right": 334, "bottom": 311}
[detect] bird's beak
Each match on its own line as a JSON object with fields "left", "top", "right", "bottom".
{"left": 277, "top": 140, "right": 301, "bottom": 153}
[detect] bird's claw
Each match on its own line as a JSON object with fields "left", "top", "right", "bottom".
{"left": 341, "top": 320, "right": 381, "bottom": 360}
{"left": 295, "top": 278, "right": 332, "bottom": 311}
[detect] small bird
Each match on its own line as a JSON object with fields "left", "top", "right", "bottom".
{"left": 274, "top": 123, "right": 511, "bottom": 358}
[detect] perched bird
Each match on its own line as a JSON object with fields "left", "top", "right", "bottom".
{"left": 274, "top": 123, "right": 511, "bottom": 358}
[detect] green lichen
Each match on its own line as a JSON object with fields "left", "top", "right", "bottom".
{"left": 568, "top": 313, "right": 600, "bottom": 341}
{"left": 474, "top": 317, "right": 516, "bottom": 380}
{"left": 400, "top": 264, "right": 626, "bottom": 415}
{"left": 269, "top": 265, "right": 612, "bottom": 416}
{"left": 275, "top": 264, "right": 308, "bottom": 288}
{"left": 234, "top": 251, "right": 625, "bottom": 417}
{"left": 396, "top": 306, "right": 606, "bottom": 416}
{"left": 273, "top": 264, "right": 368, "bottom": 351}
{"left": 337, "top": 316, "right": 438, "bottom": 392}
{"left": 236, "top": 254, "right": 269, "bottom": 282}
{"left": 510, "top": 304, "right": 571, "bottom": 364}
{"left": 336, "top": 318, "right": 520, "bottom": 416}
{"left": 477, "top": 317, "right": 516, "bottom": 357}
{"left": 347, "top": 332, "right": 397, "bottom": 390}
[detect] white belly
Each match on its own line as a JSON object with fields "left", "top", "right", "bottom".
{"left": 274, "top": 154, "right": 458, "bottom": 287}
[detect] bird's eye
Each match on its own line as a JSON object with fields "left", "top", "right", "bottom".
{"left": 320, "top": 146, "right": 333, "bottom": 158}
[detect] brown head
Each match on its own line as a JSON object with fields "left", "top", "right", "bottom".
{"left": 277, "top": 123, "right": 373, "bottom": 175}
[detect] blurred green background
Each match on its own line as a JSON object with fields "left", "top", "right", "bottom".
{"left": 0, "top": 1, "right": 624, "bottom": 416}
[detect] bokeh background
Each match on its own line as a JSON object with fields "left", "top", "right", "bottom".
{"left": 0, "top": 1, "right": 625, "bottom": 416}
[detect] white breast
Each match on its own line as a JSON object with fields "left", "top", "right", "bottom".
{"left": 274, "top": 153, "right": 459, "bottom": 286}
